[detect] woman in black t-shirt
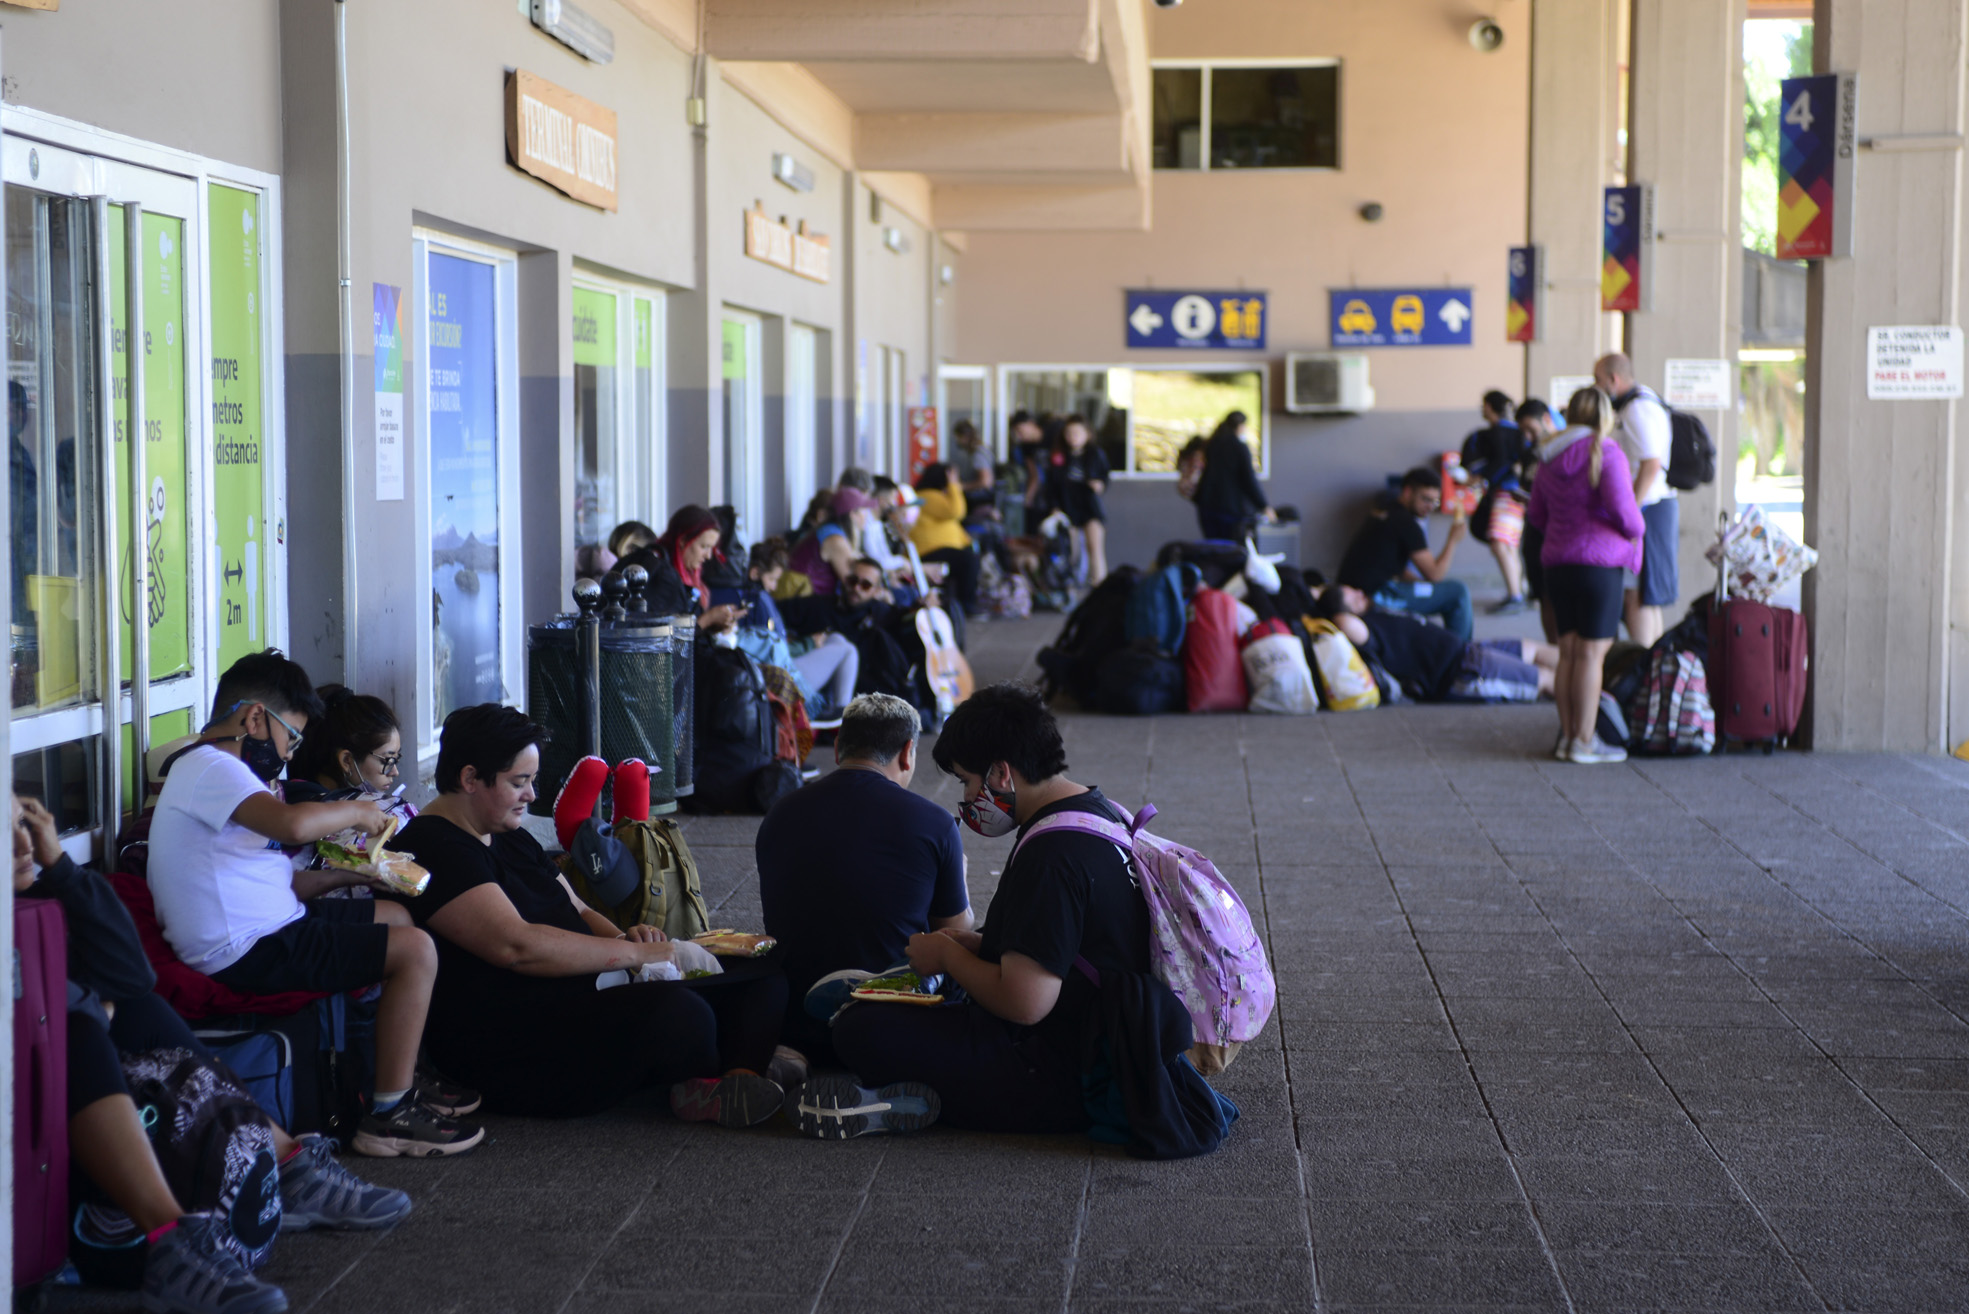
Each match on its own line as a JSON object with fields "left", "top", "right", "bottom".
{"left": 1043, "top": 414, "right": 1112, "bottom": 585}
{"left": 823, "top": 684, "right": 1150, "bottom": 1138}
{"left": 382, "top": 704, "right": 787, "bottom": 1123}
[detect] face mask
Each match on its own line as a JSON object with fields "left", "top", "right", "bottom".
{"left": 959, "top": 780, "right": 1018, "bottom": 838}
{"left": 239, "top": 731, "right": 287, "bottom": 782}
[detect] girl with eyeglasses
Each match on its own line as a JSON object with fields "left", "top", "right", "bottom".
{"left": 287, "top": 687, "right": 418, "bottom": 896}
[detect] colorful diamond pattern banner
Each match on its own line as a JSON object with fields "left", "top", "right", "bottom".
{"left": 1777, "top": 74, "right": 1839, "bottom": 260}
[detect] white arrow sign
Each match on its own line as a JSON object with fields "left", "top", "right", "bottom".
{"left": 1438, "top": 299, "right": 1471, "bottom": 334}
{"left": 1128, "top": 303, "right": 1164, "bottom": 337}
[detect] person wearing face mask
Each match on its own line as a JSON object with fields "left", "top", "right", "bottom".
{"left": 146, "top": 650, "right": 481, "bottom": 1158}
{"left": 284, "top": 687, "right": 417, "bottom": 897}
{"left": 811, "top": 683, "right": 1149, "bottom": 1139}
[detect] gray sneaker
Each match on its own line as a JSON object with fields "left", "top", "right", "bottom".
{"left": 141, "top": 1211, "right": 289, "bottom": 1314}
{"left": 351, "top": 1090, "right": 485, "bottom": 1158}
{"left": 790, "top": 1076, "right": 941, "bottom": 1140}
{"left": 279, "top": 1134, "right": 413, "bottom": 1231}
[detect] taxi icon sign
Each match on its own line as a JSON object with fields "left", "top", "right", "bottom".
{"left": 1391, "top": 295, "right": 1425, "bottom": 336}
{"left": 1337, "top": 299, "right": 1377, "bottom": 335}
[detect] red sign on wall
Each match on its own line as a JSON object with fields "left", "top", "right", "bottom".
{"left": 906, "top": 406, "right": 939, "bottom": 482}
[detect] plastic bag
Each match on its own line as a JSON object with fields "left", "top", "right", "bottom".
{"left": 1242, "top": 632, "right": 1318, "bottom": 715}
{"left": 1706, "top": 505, "right": 1817, "bottom": 603}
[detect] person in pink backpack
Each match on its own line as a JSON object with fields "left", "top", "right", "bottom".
{"left": 812, "top": 683, "right": 1207, "bottom": 1146}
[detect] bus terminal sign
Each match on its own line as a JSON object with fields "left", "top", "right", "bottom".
{"left": 1329, "top": 288, "right": 1473, "bottom": 347}
{"left": 1777, "top": 72, "right": 1858, "bottom": 260}
{"left": 1125, "top": 290, "right": 1267, "bottom": 350}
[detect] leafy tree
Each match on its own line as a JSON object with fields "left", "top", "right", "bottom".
{"left": 1743, "top": 23, "right": 1814, "bottom": 255}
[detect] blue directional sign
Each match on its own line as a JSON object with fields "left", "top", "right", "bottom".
{"left": 1329, "top": 288, "right": 1474, "bottom": 348}
{"left": 1126, "top": 290, "right": 1267, "bottom": 350}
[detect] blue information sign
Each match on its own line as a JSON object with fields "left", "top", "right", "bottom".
{"left": 1329, "top": 288, "right": 1474, "bottom": 348}
{"left": 1126, "top": 290, "right": 1267, "bottom": 350}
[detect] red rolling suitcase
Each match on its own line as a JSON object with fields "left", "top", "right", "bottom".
{"left": 14, "top": 897, "right": 69, "bottom": 1286}
{"left": 1706, "top": 530, "right": 1809, "bottom": 753}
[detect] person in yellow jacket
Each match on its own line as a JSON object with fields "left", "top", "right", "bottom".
{"left": 910, "top": 464, "right": 983, "bottom": 618}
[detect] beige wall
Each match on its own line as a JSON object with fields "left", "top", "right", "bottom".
{"left": 2, "top": 2, "right": 284, "bottom": 175}
{"left": 954, "top": 0, "right": 1531, "bottom": 409}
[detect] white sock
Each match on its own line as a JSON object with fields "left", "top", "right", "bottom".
{"left": 373, "top": 1087, "right": 410, "bottom": 1113}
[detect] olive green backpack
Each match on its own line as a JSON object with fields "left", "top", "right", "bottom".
{"left": 566, "top": 817, "right": 711, "bottom": 942}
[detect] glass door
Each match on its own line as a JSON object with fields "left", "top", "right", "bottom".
{"left": 721, "top": 310, "right": 764, "bottom": 545}
{"left": 937, "top": 364, "right": 993, "bottom": 460}
{"left": 7, "top": 139, "right": 201, "bottom": 849}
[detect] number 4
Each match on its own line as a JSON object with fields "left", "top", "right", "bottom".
{"left": 1786, "top": 89, "right": 1814, "bottom": 133}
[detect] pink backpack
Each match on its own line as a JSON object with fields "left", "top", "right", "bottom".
{"left": 1013, "top": 801, "right": 1276, "bottom": 1074}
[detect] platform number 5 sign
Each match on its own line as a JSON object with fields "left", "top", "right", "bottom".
{"left": 1777, "top": 72, "right": 1857, "bottom": 261}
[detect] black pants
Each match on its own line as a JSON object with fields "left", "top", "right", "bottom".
{"left": 921, "top": 546, "right": 982, "bottom": 617}
{"left": 428, "top": 969, "right": 787, "bottom": 1118}
{"left": 69, "top": 992, "right": 210, "bottom": 1116}
{"left": 831, "top": 1000, "right": 1087, "bottom": 1134}
{"left": 1196, "top": 510, "right": 1244, "bottom": 542}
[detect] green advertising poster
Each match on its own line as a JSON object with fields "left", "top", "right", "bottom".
{"left": 634, "top": 298, "right": 653, "bottom": 370}
{"left": 209, "top": 185, "right": 265, "bottom": 666}
{"left": 573, "top": 286, "right": 616, "bottom": 368}
{"left": 108, "top": 205, "right": 190, "bottom": 683}
{"left": 722, "top": 318, "right": 746, "bottom": 379}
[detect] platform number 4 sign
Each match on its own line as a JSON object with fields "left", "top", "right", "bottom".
{"left": 1777, "top": 72, "right": 1857, "bottom": 261}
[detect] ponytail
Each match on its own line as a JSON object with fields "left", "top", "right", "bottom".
{"left": 1588, "top": 435, "right": 1604, "bottom": 490}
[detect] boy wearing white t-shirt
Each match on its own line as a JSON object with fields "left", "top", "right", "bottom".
{"left": 1594, "top": 352, "right": 1678, "bottom": 647}
{"left": 148, "top": 650, "right": 481, "bottom": 1159}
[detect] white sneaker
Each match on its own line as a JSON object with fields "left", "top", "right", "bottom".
{"left": 1568, "top": 737, "right": 1628, "bottom": 764}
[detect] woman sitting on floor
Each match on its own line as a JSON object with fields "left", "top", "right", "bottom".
{"left": 382, "top": 703, "right": 792, "bottom": 1121}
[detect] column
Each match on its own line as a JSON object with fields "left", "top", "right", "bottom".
{"left": 1625, "top": 0, "right": 1746, "bottom": 626}
{"left": 1526, "top": 0, "right": 1624, "bottom": 403}
{"left": 1805, "top": 0, "right": 1968, "bottom": 752}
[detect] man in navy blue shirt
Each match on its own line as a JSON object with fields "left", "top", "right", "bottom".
{"left": 756, "top": 693, "right": 971, "bottom": 1060}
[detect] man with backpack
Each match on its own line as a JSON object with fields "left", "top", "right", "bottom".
{"left": 1595, "top": 353, "right": 1678, "bottom": 646}
{"left": 812, "top": 684, "right": 1251, "bottom": 1157}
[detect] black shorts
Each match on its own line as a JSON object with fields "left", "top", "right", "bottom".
{"left": 209, "top": 900, "right": 389, "bottom": 996}
{"left": 1544, "top": 563, "right": 1625, "bottom": 640}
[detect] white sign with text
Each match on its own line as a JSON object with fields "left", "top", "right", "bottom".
{"left": 1868, "top": 326, "right": 1964, "bottom": 400}
{"left": 1664, "top": 358, "right": 1733, "bottom": 409}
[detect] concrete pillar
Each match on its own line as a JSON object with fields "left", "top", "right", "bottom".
{"left": 1526, "top": 0, "right": 1624, "bottom": 403}
{"left": 1804, "top": 0, "right": 1968, "bottom": 752}
{"left": 1625, "top": 0, "right": 1745, "bottom": 625}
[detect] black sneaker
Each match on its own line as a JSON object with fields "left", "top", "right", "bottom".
{"left": 141, "top": 1211, "right": 288, "bottom": 1314}
{"left": 668, "top": 1073, "right": 785, "bottom": 1128}
{"left": 790, "top": 1076, "right": 940, "bottom": 1140}
{"left": 351, "top": 1094, "right": 485, "bottom": 1158}
{"left": 413, "top": 1072, "right": 481, "bottom": 1117}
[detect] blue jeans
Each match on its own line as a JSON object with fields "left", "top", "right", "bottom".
{"left": 1375, "top": 578, "right": 1475, "bottom": 643}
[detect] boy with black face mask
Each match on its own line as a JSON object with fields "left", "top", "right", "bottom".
{"left": 148, "top": 650, "right": 481, "bottom": 1158}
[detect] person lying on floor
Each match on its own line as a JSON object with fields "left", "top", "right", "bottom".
{"left": 756, "top": 693, "right": 972, "bottom": 1064}
{"left": 802, "top": 683, "right": 1150, "bottom": 1140}
{"left": 14, "top": 793, "right": 409, "bottom": 1314}
{"left": 1313, "top": 584, "right": 1557, "bottom": 703}
{"left": 381, "top": 704, "right": 794, "bottom": 1125}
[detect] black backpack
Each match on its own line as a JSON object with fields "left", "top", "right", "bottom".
{"left": 685, "top": 645, "right": 781, "bottom": 814}
{"left": 1036, "top": 565, "right": 1141, "bottom": 703}
{"left": 125, "top": 1049, "right": 282, "bottom": 1270}
{"left": 1096, "top": 641, "right": 1186, "bottom": 715}
{"left": 1622, "top": 388, "right": 1716, "bottom": 490}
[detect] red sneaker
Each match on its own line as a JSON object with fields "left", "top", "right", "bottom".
{"left": 612, "top": 758, "right": 650, "bottom": 826}
{"left": 553, "top": 756, "right": 608, "bottom": 849}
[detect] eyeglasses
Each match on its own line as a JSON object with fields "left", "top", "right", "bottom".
{"left": 367, "top": 751, "right": 403, "bottom": 775}
{"left": 263, "top": 705, "right": 304, "bottom": 756}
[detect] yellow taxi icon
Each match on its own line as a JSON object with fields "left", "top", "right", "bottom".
{"left": 1391, "top": 295, "right": 1425, "bottom": 335}
{"left": 1337, "top": 299, "right": 1377, "bottom": 335}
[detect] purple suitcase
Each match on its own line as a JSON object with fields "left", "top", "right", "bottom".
{"left": 14, "top": 898, "right": 69, "bottom": 1287}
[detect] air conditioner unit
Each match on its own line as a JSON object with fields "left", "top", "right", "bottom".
{"left": 1285, "top": 352, "right": 1375, "bottom": 414}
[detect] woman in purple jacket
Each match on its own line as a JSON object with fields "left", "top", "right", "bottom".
{"left": 1524, "top": 388, "right": 1646, "bottom": 764}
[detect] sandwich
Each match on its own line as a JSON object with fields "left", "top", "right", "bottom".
{"left": 849, "top": 970, "right": 944, "bottom": 1006}
{"left": 317, "top": 815, "right": 432, "bottom": 898}
{"left": 691, "top": 929, "right": 778, "bottom": 957}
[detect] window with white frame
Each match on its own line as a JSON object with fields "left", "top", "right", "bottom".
{"left": 1001, "top": 366, "right": 1265, "bottom": 478}
{"left": 414, "top": 232, "right": 521, "bottom": 739}
{"left": 573, "top": 278, "right": 665, "bottom": 549}
{"left": 1153, "top": 62, "right": 1340, "bottom": 170}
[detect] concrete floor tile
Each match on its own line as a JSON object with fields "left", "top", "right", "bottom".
{"left": 1307, "top": 1199, "right": 1542, "bottom": 1251}
{"left": 1534, "top": 1201, "right": 1776, "bottom": 1255}
{"left": 1315, "top": 1247, "right": 1566, "bottom": 1307}
{"left": 1513, "top": 1151, "right": 1739, "bottom": 1203}
{"left": 1554, "top": 1248, "right": 1820, "bottom": 1313}
{"left": 1071, "top": 1245, "right": 1315, "bottom": 1303}
{"left": 1301, "top": 1151, "right": 1525, "bottom": 1202}
{"left": 826, "top": 1242, "right": 1070, "bottom": 1302}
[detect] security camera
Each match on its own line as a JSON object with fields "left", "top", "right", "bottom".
{"left": 1468, "top": 17, "right": 1505, "bottom": 52}
{"left": 1152, "top": 0, "right": 1183, "bottom": 8}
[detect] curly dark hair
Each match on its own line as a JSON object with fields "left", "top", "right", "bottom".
{"left": 930, "top": 682, "right": 1068, "bottom": 783}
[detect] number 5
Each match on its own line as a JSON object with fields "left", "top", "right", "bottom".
{"left": 1606, "top": 193, "right": 1626, "bottom": 227}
